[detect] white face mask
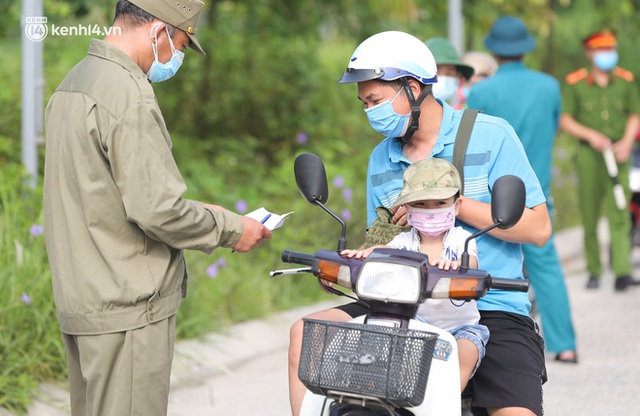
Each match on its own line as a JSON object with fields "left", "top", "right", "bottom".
{"left": 146, "top": 25, "right": 184, "bottom": 83}
{"left": 431, "top": 76, "right": 460, "bottom": 102}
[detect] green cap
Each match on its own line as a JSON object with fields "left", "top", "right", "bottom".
{"left": 425, "top": 37, "right": 474, "bottom": 80}
{"left": 129, "top": 0, "right": 206, "bottom": 55}
{"left": 393, "top": 158, "right": 461, "bottom": 207}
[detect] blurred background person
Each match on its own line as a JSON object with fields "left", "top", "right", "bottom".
{"left": 467, "top": 15, "right": 578, "bottom": 363}
{"left": 461, "top": 50, "right": 498, "bottom": 103}
{"left": 425, "top": 37, "right": 474, "bottom": 109}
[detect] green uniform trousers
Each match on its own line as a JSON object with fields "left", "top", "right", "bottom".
{"left": 62, "top": 315, "right": 176, "bottom": 416}
{"left": 575, "top": 143, "right": 632, "bottom": 278}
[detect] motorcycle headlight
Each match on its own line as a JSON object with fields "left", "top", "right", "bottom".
{"left": 355, "top": 261, "right": 422, "bottom": 303}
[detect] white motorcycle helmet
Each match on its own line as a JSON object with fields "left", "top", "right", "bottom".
{"left": 338, "top": 31, "right": 438, "bottom": 142}
{"left": 338, "top": 31, "right": 438, "bottom": 85}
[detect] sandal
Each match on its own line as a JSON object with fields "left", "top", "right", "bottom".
{"left": 554, "top": 351, "right": 578, "bottom": 364}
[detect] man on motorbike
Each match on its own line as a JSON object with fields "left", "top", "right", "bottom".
{"left": 288, "top": 31, "right": 551, "bottom": 416}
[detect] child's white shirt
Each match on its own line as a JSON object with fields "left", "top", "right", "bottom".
{"left": 387, "top": 227, "right": 480, "bottom": 330}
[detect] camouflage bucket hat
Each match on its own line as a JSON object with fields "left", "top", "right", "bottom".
{"left": 393, "top": 158, "right": 461, "bottom": 208}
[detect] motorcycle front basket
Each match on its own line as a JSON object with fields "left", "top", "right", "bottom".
{"left": 298, "top": 318, "right": 438, "bottom": 408}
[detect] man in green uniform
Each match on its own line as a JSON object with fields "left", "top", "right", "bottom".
{"left": 560, "top": 30, "right": 640, "bottom": 291}
{"left": 43, "top": 1, "right": 271, "bottom": 414}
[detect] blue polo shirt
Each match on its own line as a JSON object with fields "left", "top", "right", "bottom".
{"left": 366, "top": 101, "right": 546, "bottom": 316}
{"left": 467, "top": 61, "right": 561, "bottom": 199}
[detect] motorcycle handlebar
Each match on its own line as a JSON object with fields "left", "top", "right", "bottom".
{"left": 490, "top": 277, "right": 530, "bottom": 292}
{"left": 281, "top": 249, "right": 315, "bottom": 266}
{"left": 280, "top": 249, "right": 530, "bottom": 293}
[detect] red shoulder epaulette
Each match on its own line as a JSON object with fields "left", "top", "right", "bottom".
{"left": 565, "top": 68, "right": 589, "bottom": 85}
{"left": 613, "top": 67, "right": 635, "bottom": 82}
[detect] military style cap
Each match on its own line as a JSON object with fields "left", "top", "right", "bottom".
{"left": 583, "top": 30, "right": 617, "bottom": 49}
{"left": 393, "top": 158, "right": 461, "bottom": 207}
{"left": 425, "top": 37, "right": 474, "bottom": 81}
{"left": 484, "top": 15, "right": 536, "bottom": 57}
{"left": 129, "top": 0, "right": 206, "bottom": 55}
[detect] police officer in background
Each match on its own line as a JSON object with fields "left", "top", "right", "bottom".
{"left": 560, "top": 30, "right": 640, "bottom": 291}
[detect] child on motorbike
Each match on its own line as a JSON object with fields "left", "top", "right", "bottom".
{"left": 341, "top": 158, "right": 487, "bottom": 392}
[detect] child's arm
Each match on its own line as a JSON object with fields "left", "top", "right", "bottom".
{"left": 341, "top": 244, "right": 389, "bottom": 259}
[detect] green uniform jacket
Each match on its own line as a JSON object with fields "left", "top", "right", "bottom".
{"left": 562, "top": 66, "right": 640, "bottom": 139}
{"left": 44, "top": 40, "right": 243, "bottom": 336}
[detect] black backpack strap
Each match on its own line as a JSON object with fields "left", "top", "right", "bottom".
{"left": 452, "top": 109, "right": 479, "bottom": 195}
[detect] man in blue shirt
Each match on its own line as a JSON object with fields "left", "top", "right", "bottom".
{"left": 467, "top": 15, "right": 578, "bottom": 364}
{"left": 288, "top": 31, "right": 552, "bottom": 416}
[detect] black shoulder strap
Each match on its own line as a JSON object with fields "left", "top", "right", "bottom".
{"left": 452, "top": 109, "right": 479, "bottom": 195}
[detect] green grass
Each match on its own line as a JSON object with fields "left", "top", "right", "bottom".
{"left": 0, "top": 165, "right": 67, "bottom": 412}
{"left": 551, "top": 133, "right": 581, "bottom": 230}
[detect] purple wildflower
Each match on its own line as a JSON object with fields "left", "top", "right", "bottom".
{"left": 296, "top": 132, "right": 309, "bottom": 145}
{"left": 341, "top": 209, "right": 352, "bottom": 222}
{"left": 206, "top": 263, "right": 219, "bottom": 279}
{"left": 21, "top": 292, "right": 31, "bottom": 305}
{"left": 30, "top": 224, "right": 44, "bottom": 237}
{"left": 235, "top": 199, "right": 248, "bottom": 213}
{"left": 332, "top": 175, "right": 345, "bottom": 188}
{"left": 217, "top": 257, "right": 227, "bottom": 267}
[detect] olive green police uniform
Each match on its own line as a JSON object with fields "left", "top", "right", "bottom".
{"left": 562, "top": 66, "right": 640, "bottom": 279}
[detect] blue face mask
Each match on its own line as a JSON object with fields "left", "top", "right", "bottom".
{"left": 593, "top": 50, "right": 618, "bottom": 71}
{"left": 364, "top": 89, "right": 411, "bottom": 138}
{"left": 146, "top": 26, "right": 184, "bottom": 83}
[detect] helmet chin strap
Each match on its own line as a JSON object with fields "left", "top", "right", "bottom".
{"left": 399, "top": 78, "right": 432, "bottom": 144}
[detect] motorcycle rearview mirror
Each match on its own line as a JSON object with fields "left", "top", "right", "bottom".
{"left": 460, "top": 175, "right": 526, "bottom": 270}
{"left": 294, "top": 152, "right": 329, "bottom": 205}
{"left": 293, "top": 153, "right": 347, "bottom": 251}
{"left": 491, "top": 175, "right": 525, "bottom": 229}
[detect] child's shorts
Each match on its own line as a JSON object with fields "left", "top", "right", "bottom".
{"left": 450, "top": 323, "right": 490, "bottom": 377}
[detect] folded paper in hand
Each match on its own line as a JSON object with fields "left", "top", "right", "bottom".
{"left": 245, "top": 207, "right": 294, "bottom": 231}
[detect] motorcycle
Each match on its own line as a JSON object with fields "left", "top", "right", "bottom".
{"left": 270, "top": 153, "right": 530, "bottom": 416}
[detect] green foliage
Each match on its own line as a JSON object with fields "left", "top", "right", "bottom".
{"left": 551, "top": 133, "right": 581, "bottom": 229}
{"left": 171, "top": 125, "right": 377, "bottom": 338}
{"left": 0, "top": 163, "right": 66, "bottom": 413}
{"left": 155, "top": 0, "right": 331, "bottom": 160}
{"left": 0, "top": 42, "right": 22, "bottom": 142}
